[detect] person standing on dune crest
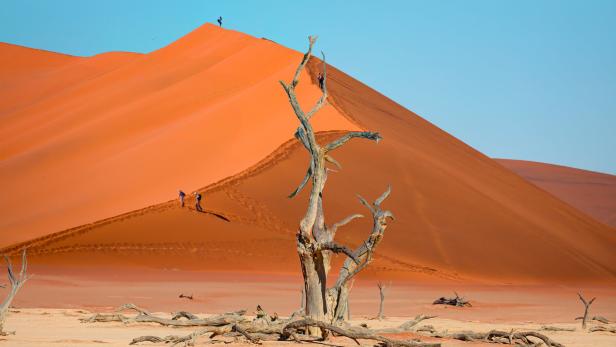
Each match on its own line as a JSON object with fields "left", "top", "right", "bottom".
{"left": 178, "top": 190, "right": 186, "bottom": 207}
{"left": 317, "top": 73, "right": 325, "bottom": 90}
{"left": 217, "top": 16, "right": 223, "bottom": 27}
{"left": 194, "top": 192, "right": 204, "bottom": 212}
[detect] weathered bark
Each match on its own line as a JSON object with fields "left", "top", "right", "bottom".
{"left": 577, "top": 292, "right": 596, "bottom": 329}
{"left": 280, "top": 35, "right": 390, "bottom": 332}
{"left": 0, "top": 249, "right": 30, "bottom": 335}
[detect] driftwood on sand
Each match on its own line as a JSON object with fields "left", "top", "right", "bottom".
{"left": 431, "top": 329, "right": 564, "bottom": 347}
{"left": 80, "top": 303, "right": 567, "bottom": 347}
{"left": 432, "top": 292, "right": 471, "bottom": 307}
{"left": 84, "top": 304, "right": 443, "bottom": 347}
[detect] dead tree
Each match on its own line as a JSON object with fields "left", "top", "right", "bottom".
{"left": 577, "top": 292, "right": 595, "bottom": 329}
{"left": 0, "top": 249, "right": 30, "bottom": 335}
{"left": 432, "top": 292, "right": 471, "bottom": 307}
{"left": 376, "top": 282, "right": 389, "bottom": 320}
{"left": 280, "top": 36, "right": 393, "bottom": 331}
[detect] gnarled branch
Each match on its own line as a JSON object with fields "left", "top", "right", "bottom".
{"left": 325, "top": 131, "right": 382, "bottom": 152}
{"left": 330, "top": 213, "right": 363, "bottom": 235}
{"left": 289, "top": 165, "right": 313, "bottom": 198}
{"left": 319, "top": 242, "right": 359, "bottom": 264}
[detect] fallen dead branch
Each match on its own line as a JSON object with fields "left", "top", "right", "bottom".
{"left": 431, "top": 329, "right": 564, "bottom": 347}
{"left": 172, "top": 311, "right": 199, "bottom": 320}
{"left": 372, "top": 314, "right": 436, "bottom": 334}
{"left": 589, "top": 325, "right": 616, "bottom": 334}
{"left": 432, "top": 292, "right": 471, "bottom": 307}
{"left": 124, "top": 305, "right": 440, "bottom": 347}
{"left": 575, "top": 315, "right": 610, "bottom": 324}
{"left": 81, "top": 304, "right": 246, "bottom": 327}
{"left": 283, "top": 318, "right": 441, "bottom": 347}
{"left": 541, "top": 325, "right": 575, "bottom": 332}
{"left": 116, "top": 303, "right": 151, "bottom": 316}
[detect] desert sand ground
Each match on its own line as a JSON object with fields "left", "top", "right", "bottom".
{"left": 5, "top": 308, "right": 615, "bottom": 347}
{"left": 3, "top": 273, "right": 616, "bottom": 346}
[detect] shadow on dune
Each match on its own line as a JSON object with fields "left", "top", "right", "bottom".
{"left": 187, "top": 208, "right": 231, "bottom": 222}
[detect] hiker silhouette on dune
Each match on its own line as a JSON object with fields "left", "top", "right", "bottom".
{"left": 217, "top": 16, "right": 223, "bottom": 27}
{"left": 194, "top": 192, "right": 204, "bottom": 212}
{"left": 317, "top": 72, "right": 325, "bottom": 90}
{"left": 178, "top": 190, "right": 186, "bottom": 207}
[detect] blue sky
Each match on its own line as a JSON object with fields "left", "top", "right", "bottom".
{"left": 2, "top": 1, "right": 615, "bottom": 174}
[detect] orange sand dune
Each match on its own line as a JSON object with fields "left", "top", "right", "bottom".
{"left": 496, "top": 159, "right": 616, "bottom": 228}
{"left": 1, "top": 24, "right": 615, "bottom": 285}
{"left": 0, "top": 25, "right": 358, "bottom": 246}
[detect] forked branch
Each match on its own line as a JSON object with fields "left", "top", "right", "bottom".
{"left": 325, "top": 131, "right": 382, "bottom": 152}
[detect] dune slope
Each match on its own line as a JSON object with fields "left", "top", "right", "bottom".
{"left": 496, "top": 159, "right": 616, "bottom": 228}
{"left": 0, "top": 25, "right": 358, "bottom": 246}
{"left": 1, "top": 24, "right": 615, "bottom": 284}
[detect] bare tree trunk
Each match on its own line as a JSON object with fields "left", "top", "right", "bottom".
{"left": 280, "top": 36, "right": 391, "bottom": 333}
{"left": 0, "top": 249, "right": 30, "bottom": 335}
{"left": 577, "top": 292, "right": 596, "bottom": 329}
{"left": 377, "top": 282, "right": 387, "bottom": 320}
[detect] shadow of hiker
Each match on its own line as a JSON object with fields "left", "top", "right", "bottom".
{"left": 204, "top": 210, "right": 231, "bottom": 222}
{"left": 187, "top": 207, "right": 230, "bottom": 222}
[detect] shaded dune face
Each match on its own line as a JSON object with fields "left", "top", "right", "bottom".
{"left": 1, "top": 24, "right": 615, "bottom": 284}
{"left": 496, "top": 159, "right": 616, "bottom": 229}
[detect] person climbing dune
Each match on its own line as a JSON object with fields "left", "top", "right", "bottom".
{"left": 194, "top": 192, "right": 204, "bottom": 212}
{"left": 178, "top": 190, "right": 186, "bottom": 207}
{"left": 217, "top": 16, "right": 223, "bottom": 27}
